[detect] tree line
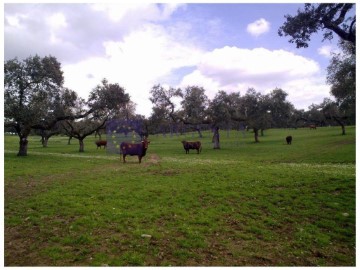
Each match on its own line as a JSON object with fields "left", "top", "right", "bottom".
{"left": 4, "top": 3, "right": 355, "bottom": 156}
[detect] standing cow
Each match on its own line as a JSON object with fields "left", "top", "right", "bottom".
{"left": 95, "top": 140, "right": 107, "bottom": 149}
{"left": 286, "top": 136, "right": 292, "bottom": 145}
{"left": 181, "top": 141, "right": 202, "bottom": 154}
{"left": 120, "top": 138, "right": 150, "bottom": 163}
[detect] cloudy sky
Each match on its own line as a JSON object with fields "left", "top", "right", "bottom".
{"left": 4, "top": 3, "right": 341, "bottom": 116}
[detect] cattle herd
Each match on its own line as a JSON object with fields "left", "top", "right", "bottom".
{"left": 95, "top": 130, "right": 303, "bottom": 163}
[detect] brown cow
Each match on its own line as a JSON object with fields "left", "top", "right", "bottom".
{"left": 120, "top": 139, "right": 150, "bottom": 163}
{"left": 95, "top": 140, "right": 107, "bottom": 149}
{"left": 181, "top": 141, "right": 202, "bottom": 154}
{"left": 309, "top": 124, "right": 317, "bottom": 129}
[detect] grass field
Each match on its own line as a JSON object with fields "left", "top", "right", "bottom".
{"left": 4, "top": 126, "right": 356, "bottom": 266}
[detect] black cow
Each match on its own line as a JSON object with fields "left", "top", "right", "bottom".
{"left": 181, "top": 140, "right": 202, "bottom": 154}
{"left": 120, "top": 139, "right": 150, "bottom": 163}
{"left": 286, "top": 136, "right": 292, "bottom": 145}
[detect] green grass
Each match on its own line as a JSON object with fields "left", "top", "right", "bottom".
{"left": 4, "top": 126, "right": 356, "bottom": 266}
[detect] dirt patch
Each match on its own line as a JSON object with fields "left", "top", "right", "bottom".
{"left": 143, "top": 154, "right": 161, "bottom": 166}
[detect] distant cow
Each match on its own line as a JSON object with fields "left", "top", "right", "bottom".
{"left": 120, "top": 138, "right": 150, "bottom": 163}
{"left": 181, "top": 140, "right": 202, "bottom": 154}
{"left": 309, "top": 124, "right": 317, "bottom": 129}
{"left": 95, "top": 140, "right": 107, "bottom": 149}
{"left": 286, "top": 136, "right": 292, "bottom": 145}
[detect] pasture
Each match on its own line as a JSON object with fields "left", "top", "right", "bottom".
{"left": 4, "top": 126, "right": 356, "bottom": 266}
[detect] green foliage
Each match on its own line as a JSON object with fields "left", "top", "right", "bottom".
{"left": 278, "top": 4, "right": 356, "bottom": 48}
{"left": 327, "top": 41, "right": 356, "bottom": 121}
{"left": 4, "top": 55, "right": 64, "bottom": 132}
{"left": 4, "top": 126, "right": 355, "bottom": 266}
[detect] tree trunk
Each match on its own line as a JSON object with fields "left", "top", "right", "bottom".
{"left": 196, "top": 127, "right": 203, "bottom": 138}
{"left": 212, "top": 127, "right": 220, "bottom": 149}
{"left": 253, "top": 128, "right": 260, "bottom": 143}
{"left": 341, "top": 125, "right": 346, "bottom": 135}
{"left": 333, "top": 116, "right": 346, "bottom": 135}
{"left": 68, "top": 136, "right": 72, "bottom": 145}
{"left": 79, "top": 139, "right": 85, "bottom": 152}
{"left": 42, "top": 137, "right": 49, "bottom": 147}
{"left": 17, "top": 137, "right": 29, "bottom": 156}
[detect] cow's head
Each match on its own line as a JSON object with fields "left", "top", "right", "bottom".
{"left": 142, "top": 138, "right": 150, "bottom": 149}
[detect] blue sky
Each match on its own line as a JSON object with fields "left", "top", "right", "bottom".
{"left": 4, "top": 3, "right": 346, "bottom": 116}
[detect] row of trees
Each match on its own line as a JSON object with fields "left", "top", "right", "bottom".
{"left": 4, "top": 3, "right": 355, "bottom": 156}
{"left": 4, "top": 54, "right": 352, "bottom": 155}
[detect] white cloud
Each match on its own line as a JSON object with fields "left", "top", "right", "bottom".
{"left": 317, "top": 45, "right": 332, "bottom": 58}
{"left": 178, "top": 46, "right": 330, "bottom": 109}
{"left": 247, "top": 18, "right": 270, "bottom": 37}
{"left": 317, "top": 45, "right": 341, "bottom": 58}
{"left": 90, "top": 3, "right": 185, "bottom": 23}
{"left": 63, "top": 24, "right": 203, "bottom": 116}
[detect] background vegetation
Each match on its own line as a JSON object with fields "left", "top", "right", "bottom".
{"left": 4, "top": 126, "right": 355, "bottom": 266}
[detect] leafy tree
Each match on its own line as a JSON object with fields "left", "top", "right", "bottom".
{"left": 208, "top": 91, "right": 244, "bottom": 149}
{"left": 149, "top": 84, "right": 183, "bottom": 135}
{"left": 64, "top": 79, "right": 131, "bottom": 152}
{"left": 327, "top": 41, "right": 356, "bottom": 123}
{"left": 180, "top": 86, "right": 210, "bottom": 138}
{"left": 278, "top": 3, "right": 356, "bottom": 48}
{"left": 321, "top": 98, "right": 347, "bottom": 135}
{"left": 4, "top": 55, "right": 74, "bottom": 156}
{"left": 305, "top": 103, "right": 326, "bottom": 126}
{"left": 35, "top": 122, "right": 62, "bottom": 147}
{"left": 149, "top": 84, "right": 182, "bottom": 121}
{"left": 266, "top": 88, "right": 295, "bottom": 128}
{"left": 239, "top": 88, "right": 271, "bottom": 143}
{"left": 236, "top": 88, "right": 268, "bottom": 143}
{"left": 208, "top": 90, "right": 242, "bottom": 128}
{"left": 88, "top": 78, "right": 130, "bottom": 119}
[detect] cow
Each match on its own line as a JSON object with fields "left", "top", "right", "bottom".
{"left": 120, "top": 138, "right": 150, "bottom": 163}
{"left": 95, "top": 140, "right": 107, "bottom": 149}
{"left": 286, "top": 136, "right": 292, "bottom": 145}
{"left": 181, "top": 140, "right": 202, "bottom": 154}
{"left": 309, "top": 124, "right": 317, "bottom": 130}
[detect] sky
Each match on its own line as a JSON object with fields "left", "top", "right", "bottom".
{"left": 4, "top": 2, "right": 346, "bottom": 117}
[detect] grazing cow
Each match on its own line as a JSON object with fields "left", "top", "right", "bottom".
{"left": 286, "top": 136, "right": 292, "bottom": 145}
{"left": 95, "top": 140, "right": 107, "bottom": 149}
{"left": 120, "top": 139, "right": 150, "bottom": 163}
{"left": 181, "top": 140, "right": 202, "bottom": 154}
{"left": 309, "top": 124, "right": 317, "bottom": 130}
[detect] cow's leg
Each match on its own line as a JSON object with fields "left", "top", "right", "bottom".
{"left": 138, "top": 156, "right": 142, "bottom": 163}
{"left": 122, "top": 154, "right": 126, "bottom": 163}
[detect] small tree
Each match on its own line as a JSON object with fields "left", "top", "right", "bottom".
{"left": 239, "top": 88, "right": 271, "bottom": 143}
{"left": 180, "top": 86, "right": 209, "bottom": 138}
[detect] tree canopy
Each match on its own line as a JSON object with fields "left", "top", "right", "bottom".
{"left": 278, "top": 4, "right": 356, "bottom": 48}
